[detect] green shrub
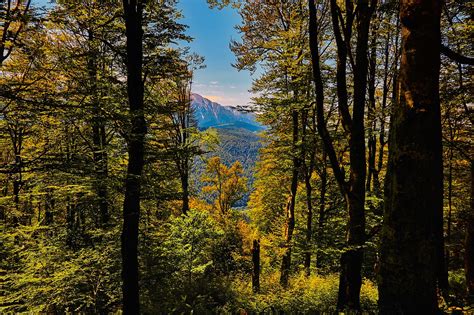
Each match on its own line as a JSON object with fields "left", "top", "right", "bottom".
{"left": 221, "top": 272, "right": 378, "bottom": 313}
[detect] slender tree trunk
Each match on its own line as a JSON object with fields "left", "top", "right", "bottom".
{"left": 304, "top": 171, "right": 313, "bottom": 276}
{"left": 121, "top": 1, "right": 146, "bottom": 313}
{"left": 466, "top": 161, "right": 474, "bottom": 299}
{"left": 252, "top": 239, "right": 260, "bottom": 293}
{"left": 65, "top": 127, "right": 76, "bottom": 247}
{"left": 88, "top": 30, "right": 109, "bottom": 226}
{"left": 280, "top": 109, "right": 299, "bottom": 287}
{"left": 373, "top": 26, "right": 394, "bottom": 196}
{"left": 180, "top": 98, "right": 190, "bottom": 215}
{"left": 309, "top": 3, "right": 374, "bottom": 306}
{"left": 311, "top": 0, "right": 374, "bottom": 308}
{"left": 302, "top": 109, "right": 314, "bottom": 276}
{"left": 446, "top": 125, "right": 454, "bottom": 271}
{"left": 366, "top": 21, "right": 378, "bottom": 193}
{"left": 181, "top": 174, "right": 189, "bottom": 215}
{"left": 96, "top": 124, "right": 109, "bottom": 225}
{"left": 9, "top": 127, "right": 23, "bottom": 225}
{"left": 378, "top": 0, "right": 444, "bottom": 312}
{"left": 45, "top": 189, "right": 54, "bottom": 226}
{"left": 66, "top": 196, "right": 75, "bottom": 248}
{"left": 316, "top": 151, "right": 327, "bottom": 269}
{"left": 336, "top": 0, "right": 374, "bottom": 309}
{"left": 12, "top": 161, "right": 21, "bottom": 223}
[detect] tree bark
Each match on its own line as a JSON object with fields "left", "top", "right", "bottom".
{"left": 88, "top": 30, "right": 109, "bottom": 226}
{"left": 316, "top": 150, "right": 327, "bottom": 269}
{"left": 366, "top": 18, "right": 379, "bottom": 194}
{"left": 178, "top": 87, "right": 191, "bottom": 215}
{"left": 378, "top": 0, "right": 445, "bottom": 312}
{"left": 309, "top": 0, "right": 373, "bottom": 308}
{"left": 374, "top": 24, "right": 395, "bottom": 196}
{"left": 45, "top": 189, "right": 54, "bottom": 226}
{"left": 252, "top": 239, "right": 260, "bottom": 293}
{"left": 446, "top": 122, "right": 454, "bottom": 272}
{"left": 466, "top": 161, "right": 474, "bottom": 299}
{"left": 302, "top": 108, "right": 315, "bottom": 276}
{"left": 280, "top": 109, "right": 299, "bottom": 287}
{"left": 337, "top": 0, "right": 374, "bottom": 309}
{"left": 181, "top": 174, "right": 190, "bottom": 215}
{"left": 121, "top": 1, "right": 146, "bottom": 314}
{"left": 0, "top": 0, "right": 31, "bottom": 66}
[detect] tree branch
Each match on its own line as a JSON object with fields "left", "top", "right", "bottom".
{"left": 441, "top": 44, "right": 474, "bottom": 65}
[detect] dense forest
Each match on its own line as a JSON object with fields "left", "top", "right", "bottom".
{"left": 0, "top": 0, "right": 472, "bottom": 313}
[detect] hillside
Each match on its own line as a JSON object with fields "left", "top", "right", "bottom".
{"left": 191, "top": 94, "right": 263, "bottom": 206}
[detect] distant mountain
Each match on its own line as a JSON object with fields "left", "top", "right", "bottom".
{"left": 191, "top": 93, "right": 264, "bottom": 132}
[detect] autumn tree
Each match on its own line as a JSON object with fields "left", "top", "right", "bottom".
{"left": 202, "top": 156, "right": 247, "bottom": 215}
{"left": 0, "top": 0, "right": 32, "bottom": 66}
{"left": 231, "top": 0, "right": 317, "bottom": 286}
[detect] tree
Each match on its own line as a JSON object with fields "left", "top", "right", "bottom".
{"left": 0, "top": 0, "right": 32, "bottom": 66}
{"left": 309, "top": 0, "right": 376, "bottom": 309}
{"left": 378, "top": 0, "right": 445, "bottom": 312}
{"left": 163, "top": 55, "right": 204, "bottom": 215}
{"left": 202, "top": 156, "right": 247, "bottom": 215}
{"left": 439, "top": 0, "right": 473, "bottom": 299}
{"left": 121, "top": 0, "right": 146, "bottom": 313}
{"left": 467, "top": 162, "right": 474, "bottom": 298}
{"left": 50, "top": 0, "right": 124, "bottom": 228}
{"left": 231, "top": 0, "right": 314, "bottom": 287}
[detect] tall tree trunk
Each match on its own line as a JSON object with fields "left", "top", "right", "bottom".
{"left": 308, "top": 7, "right": 373, "bottom": 303}
{"left": 252, "top": 239, "right": 260, "bottom": 293}
{"left": 310, "top": 0, "right": 374, "bottom": 308}
{"left": 366, "top": 20, "right": 378, "bottom": 193}
{"left": 378, "top": 0, "right": 444, "bottom": 312}
{"left": 336, "top": 0, "right": 374, "bottom": 309}
{"left": 466, "top": 161, "right": 474, "bottom": 299}
{"left": 179, "top": 93, "right": 191, "bottom": 215}
{"left": 12, "top": 155, "right": 21, "bottom": 224}
{"left": 95, "top": 123, "right": 109, "bottom": 225}
{"left": 316, "top": 150, "right": 327, "bottom": 269}
{"left": 66, "top": 196, "right": 75, "bottom": 248}
{"left": 88, "top": 30, "right": 109, "bottom": 226}
{"left": 8, "top": 126, "right": 24, "bottom": 225}
{"left": 303, "top": 167, "right": 313, "bottom": 277}
{"left": 121, "top": 1, "right": 146, "bottom": 314}
{"left": 373, "top": 24, "right": 395, "bottom": 196}
{"left": 302, "top": 108, "right": 315, "bottom": 276}
{"left": 280, "top": 109, "right": 299, "bottom": 287}
{"left": 45, "top": 188, "right": 54, "bottom": 226}
{"left": 446, "top": 123, "right": 454, "bottom": 271}
{"left": 181, "top": 174, "right": 189, "bottom": 215}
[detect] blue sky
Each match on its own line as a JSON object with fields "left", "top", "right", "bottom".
{"left": 178, "top": 1, "right": 253, "bottom": 106}
{"left": 33, "top": 0, "right": 253, "bottom": 106}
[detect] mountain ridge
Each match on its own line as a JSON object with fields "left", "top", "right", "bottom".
{"left": 191, "top": 93, "right": 263, "bottom": 132}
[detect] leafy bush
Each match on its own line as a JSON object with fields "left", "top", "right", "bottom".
{"left": 219, "top": 272, "right": 378, "bottom": 313}
{"left": 141, "top": 209, "right": 230, "bottom": 313}
{"left": 0, "top": 225, "right": 121, "bottom": 313}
